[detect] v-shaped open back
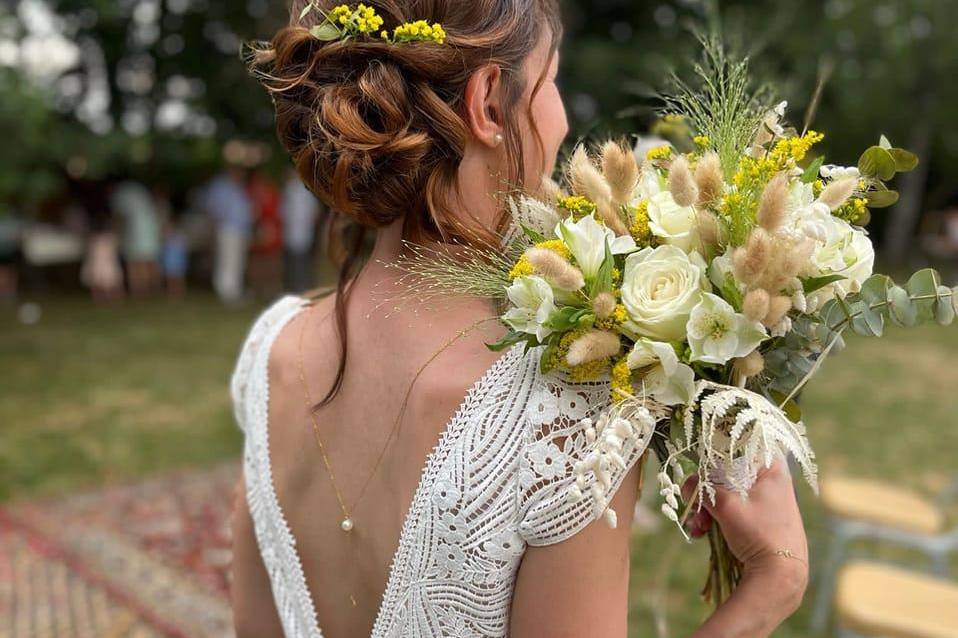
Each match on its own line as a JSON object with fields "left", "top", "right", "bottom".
{"left": 231, "top": 297, "right": 650, "bottom": 637}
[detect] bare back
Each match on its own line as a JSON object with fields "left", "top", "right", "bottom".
{"left": 237, "top": 268, "right": 506, "bottom": 636}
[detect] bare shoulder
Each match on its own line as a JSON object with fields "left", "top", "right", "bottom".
{"left": 267, "top": 294, "right": 336, "bottom": 387}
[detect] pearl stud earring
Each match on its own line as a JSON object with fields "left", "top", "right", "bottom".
{"left": 494, "top": 132, "right": 504, "bottom": 146}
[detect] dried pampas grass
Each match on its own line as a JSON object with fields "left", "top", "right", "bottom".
{"left": 668, "top": 155, "right": 699, "bottom": 208}
{"left": 526, "top": 248, "right": 585, "bottom": 291}
{"left": 756, "top": 173, "right": 789, "bottom": 233}
{"left": 742, "top": 289, "right": 771, "bottom": 323}
{"left": 601, "top": 140, "right": 639, "bottom": 206}
{"left": 818, "top": 177, "right": 858, "bottom": 211}
{"left": 566, "top": 330, "right": 621, "bottom": 367}
{"left": 569, "top": 145, "right": 612, "bottom": 205}
{"left": 694, "top": 152, "right": 724, "bottom": 207}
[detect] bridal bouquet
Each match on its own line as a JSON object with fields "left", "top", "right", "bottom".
{"left": 395, "top": 43, "right": 957, "bottom": 603}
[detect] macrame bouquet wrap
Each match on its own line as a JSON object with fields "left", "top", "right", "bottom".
{"left": 393, "top": 39, "right": 956, "bottom": 604}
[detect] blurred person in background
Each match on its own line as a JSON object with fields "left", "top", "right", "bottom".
{"left": 279, "top": 170, "right": 322, "bottom": 293}
{"left": 111, "top": 180, "right": 161, "bottom": 297}
{"left": 161, "top": 212, "right": 189, "bottom": 299}
{"left": 205, "top": 167, "right": 253, "bottom": 304}
{"left": 0, "top": 213, "right": 22, "bottom": 302}
{"left": 247, "top": 169, "right": 283, "bottom": 297}
{"left": 80, "top": 210, "right": 124, "bottom": 304}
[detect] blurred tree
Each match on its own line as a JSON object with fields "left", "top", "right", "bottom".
{"left": 0, "top": 0, "right": 285, "bottom": 210}
{"left": 0, "top": 0, "right": 955, "bottom": 260}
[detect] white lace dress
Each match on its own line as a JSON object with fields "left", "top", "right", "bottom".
{"left": 231, "top": 296, "right": 651, "bottom": 638}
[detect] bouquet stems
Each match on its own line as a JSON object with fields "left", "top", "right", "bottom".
{"left": 702, "top": 525, "right": 743, "bottom": 606}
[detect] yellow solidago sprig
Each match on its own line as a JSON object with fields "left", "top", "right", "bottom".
{"left": 386, "top": 19, "right": 447, "bottom": 44}
{"left": 646, "top": 144, "right": 673, "bottom": 163}
{"left": 629, "top": 200, "right": 654, "bottom": 247}
{"left": 302, "top": 3, "right": 445, "bottom": 45}
{"left": 834, "top": 197, "right": 870, "bottom": 225}
{"left": 557, "top": 195, "right": 597, "bottom": 220}
{"left": 306, "top": 3, "right": 384, "bottom": 41}
{"left": 610, "top": 356, "right": 633, "bottom": 403}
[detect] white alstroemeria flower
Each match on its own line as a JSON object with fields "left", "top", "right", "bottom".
{"left": 556, "top": 213, "right": 637, "bottom": 279}
{"left": 621, "top": 245, "right": 710, "bottom": 342}
{"left": 820, "top": 164, "right": 861, "bottom": 182}
{"left": 647, "top": 190, "right": 699, "bottom": 252}
{"left": 687, "top": 293, "right": 768, "bottom": 365}
{"left": 503, "top": 275, "right": 557, "bottom": 342}
{"left": 626, "top": 339, "right": 696, "bottom": 406}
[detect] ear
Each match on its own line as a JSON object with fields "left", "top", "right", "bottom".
{"left": 463, "top": 64, "right": 505, "bottom": 149}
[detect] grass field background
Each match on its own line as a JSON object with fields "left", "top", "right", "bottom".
{"left": 2, "top": 294, "right": 956, "bottom": 636}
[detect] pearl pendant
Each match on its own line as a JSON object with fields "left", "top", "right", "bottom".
{"left": 340, "top": 517, "right": 354, "bottom": 533}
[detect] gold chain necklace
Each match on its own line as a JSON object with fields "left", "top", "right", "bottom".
{"left": 294, "top": 303, "right": 499, "bottom": 606}
{"left": 295, "top": 305, "right": 499, "bottom": 529}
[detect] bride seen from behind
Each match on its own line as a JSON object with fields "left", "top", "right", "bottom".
{"left": 230, "top": 1, "right": 808, "bottom": 636}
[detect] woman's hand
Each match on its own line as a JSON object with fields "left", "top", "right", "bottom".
{"left": 685, "top": 458, "right": 809, "bottom": 637}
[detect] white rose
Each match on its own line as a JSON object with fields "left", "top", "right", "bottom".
{"left": 646, "top": 191, "right": 699, "bottom": 252}
{"left": 686, "top": 293, "right": 768, "bottom": 365}
{"left": 626, "top": 339, "right": 695, "bottom": 406}
{"left": 503, "top": 275, "right": 557, "bottom": 342}
{"left": 801, "top": 209, "right": 876, "bottom": 311}
{"left": 620, "top": 245, "right": 710, "bottom": 342}
{"left": 556, "top": 213, "right": 637, "bottom": 280}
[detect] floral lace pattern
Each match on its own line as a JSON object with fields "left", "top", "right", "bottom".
{"left": 231, "top": 297, "right": 652, "bottom": 637}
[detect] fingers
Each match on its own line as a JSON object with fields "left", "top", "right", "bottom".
{"left": 680, "top": 475, "right": 713, "bottom": 538}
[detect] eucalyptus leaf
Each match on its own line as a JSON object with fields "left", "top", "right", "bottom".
{"left": 865, "top": 189, "right": 899, "bottom": 209}
{"left": 860, "top": 274, "right": 892, "bottom": 311}
{"left": 858, "top": 146, "right": 897, "bottom": 181}
{"left": 887, "top": 285, "right": 917, "bottom": 327}
{"left": 906, "top": 268, "right": 940, "bottom": 321}
{"left": 310, "top": 23, "right": 341, "bottom": 41}
{"left": 299, "top": 3, "right": 314, "bottom": 20}
{"left": 935, "top": 286, "right": 955, "bottom": 326}
{"left": 888, "top": 148, "right": 919, "bottom": 173}
{"left": 851, "top": 302, "right": 883, "bottom": 337}
{"left": 801, "top": 156, "right": 825, "bottom": 184}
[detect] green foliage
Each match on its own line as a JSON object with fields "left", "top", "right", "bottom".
{"left": 659, "top": 34, "right": 770, "bottom": 179}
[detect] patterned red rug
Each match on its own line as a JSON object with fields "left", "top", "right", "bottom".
{"left": 0, "top": 464, "right": 238, "bottom": 638}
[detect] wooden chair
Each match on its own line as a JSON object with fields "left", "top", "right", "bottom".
{"left": 834, "top": 561, "right": 958, "bottom": 638}
{"left": 810, "top": 476, "right": 954, "bottom": 633}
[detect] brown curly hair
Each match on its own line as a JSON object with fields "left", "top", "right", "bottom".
{"left": 251, "top": 0, "right": 561, "bottom": 245}
{"left": 250, "top": 0, "right": 562, "bottom": 405}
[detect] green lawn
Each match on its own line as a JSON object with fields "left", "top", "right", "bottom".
{"left": 1, "top": 295, "right": 956, "bottom": 635}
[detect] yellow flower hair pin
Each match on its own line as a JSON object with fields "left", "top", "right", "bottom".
{"left": 300, "top": 3, "right": 445, "bottom": 45}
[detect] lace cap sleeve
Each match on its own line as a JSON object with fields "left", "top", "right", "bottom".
{"left": 229, "top": 295, "right": 304, "bottom": 434}
{"left": 517, "top": 373, "right": 652, "bottom": 546}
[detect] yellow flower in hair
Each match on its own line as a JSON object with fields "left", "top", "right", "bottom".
{"left": 392, "top": 19, "right": 447, "bottom": 44}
